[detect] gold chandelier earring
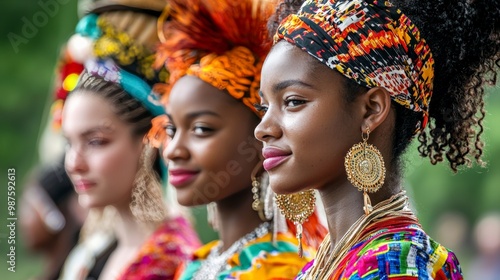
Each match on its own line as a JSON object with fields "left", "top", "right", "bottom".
{"left": 344, "top": 127, "right": 386, "bottom": 215}
{"left": 275, "top": 190, "right": 315, "bottom": 257}
{"left": 251, "top": 162, "right": 269, "bottom": 222}
{"left": 130, "top": 145, "right": 168, "bottom": 224}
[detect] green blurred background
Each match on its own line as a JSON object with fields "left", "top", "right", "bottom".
{"left": 0, "top": 0, "right": 498, "bottom": 279}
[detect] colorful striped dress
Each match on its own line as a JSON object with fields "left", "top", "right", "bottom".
{"left": 296, "top": 224, "right": 463, "bottom": 280}
{"left": 177, "top": 232, "right": 313, "bottom": 280}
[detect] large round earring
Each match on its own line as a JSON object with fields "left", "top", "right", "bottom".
{"left": 344, "top": 127, "right": 386, "bottom": 215}
{"left": 275, "top": 190, "right": 316, "bottom": 257}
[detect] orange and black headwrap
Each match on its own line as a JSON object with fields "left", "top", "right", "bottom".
{"left": 277, "top": 0, "right": 434, "bottom": 133}
{"left": 148, "top": 0, "right": 277, "bottom": 146}
{"left": 155, "top": 0, "right": 276, "bottom": 113}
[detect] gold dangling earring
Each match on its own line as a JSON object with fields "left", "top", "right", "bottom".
{"left": 130, "top": 145, "right": 168, "bottom": 224}
{"left": 344, "top": 127, "right": 386, "bottom": 215}
{"left": 251, "top": 162, "right": 269, "bottom": 222}
{"left": 275, "top": 190, "right": 315, "bottom": 257}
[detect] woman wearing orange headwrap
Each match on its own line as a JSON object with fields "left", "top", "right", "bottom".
{"left": 150, "top": 0, "right": 326, "bottom": 279}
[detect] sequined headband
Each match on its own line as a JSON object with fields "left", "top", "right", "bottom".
{"left": 84, "top": 59, "right": 165, "bottom": 116}
{"left": 277, "top": 0, "right": 434, "bottom": 132}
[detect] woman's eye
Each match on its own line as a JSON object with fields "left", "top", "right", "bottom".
{"left": 254, "top": 103, "right": 268, "bottom": 114}
{"left": 89, "top": 138, "right": 107, "bottom": 146}
{"left": 285, "top": 98, "right": 306, "bottom": 107}
{"left": 193, "top": 125, "right": 214, "bottom": 135}
{"left": 165, "top": 124, "right": 176, "bottom": 138}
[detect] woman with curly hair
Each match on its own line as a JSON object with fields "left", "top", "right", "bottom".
{"left": 255, "top": 0, "right": 499, "bottom": 278}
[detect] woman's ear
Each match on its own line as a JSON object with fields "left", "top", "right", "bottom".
{"left": 358, "top": 87, "right": 392, "bottom": 132}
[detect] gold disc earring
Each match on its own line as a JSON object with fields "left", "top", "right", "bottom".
{"left": 344, "top": 127, "right": 386, "bottom": 215}
{"left": 275, "top": 190, "right": 315, "bottom": 257}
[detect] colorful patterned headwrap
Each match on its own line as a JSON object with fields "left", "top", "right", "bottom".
{"left": 154, "top": 0, "right": 275, "bottom": 116}
{"left": 83, "top": 59, "right": 166, "bottom": 116}
{"left": 277, "top": 0, "right": 434, "bottom": 132}
{"left": 148, "top": 0, "right": 276, "bottom": 147}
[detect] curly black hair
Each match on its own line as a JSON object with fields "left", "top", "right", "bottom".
{"left": 267, "top": 0, "right": 305, "bottom": 35}
{"left": 391, "top": 0, "right": 500, "bottom": 172}
{"left": 267, "top": 0, "right": 499, "bottom": 173}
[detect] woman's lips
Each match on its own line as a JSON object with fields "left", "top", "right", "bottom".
{"left": 262, "top": 147, "right": 291, "bottom": 171}
{"left": 169, "top": 169, "right": 200, "bottom": 187}
{"left": 74, "top": 180, "right": 96, "bottom": 192}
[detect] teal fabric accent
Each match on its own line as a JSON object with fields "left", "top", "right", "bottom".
{"left": 84, "top": 59, "right": 166, "bottom": 116}
{"left": 119, "top": 69, "right": 165, "bottom": 116}
{"left": 181, "top": 239, "right": 301, "bottom": 280}
{"left": 75, "top": 14, "right": 101, "bottom": 39}
{"left": 178, "top": 260, "right": 202, "bottom": 280}
{"left": 159, "top": 158, "right": 168, "bottom": 190}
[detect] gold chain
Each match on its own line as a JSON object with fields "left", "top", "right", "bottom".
{"left": 304, "top": 191, "right": 416, "bottom": 279}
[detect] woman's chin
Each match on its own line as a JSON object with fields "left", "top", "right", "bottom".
{"left": 78, "top": 195, "right": 103, "bottom": 209}
{"left": 268, "top": 176, "right": 307, "bottom": 195}
{"left": 175, "top": 188, "right": 211, "bottom": 207}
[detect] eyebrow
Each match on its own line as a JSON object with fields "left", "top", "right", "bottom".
{"left": 81, "top": 126, "right": 114, "bottom": 137}
{"left": 63, "top": 126, "right": 113, "bottom": 139}
{"left": 273, "top": 79, "right": 314, "bottom": 92}
{"left": 260, "top": 79, "right": 315, "bottom": 98}
{"left": 166, "top": 110, "right": 221, "bottom": 122}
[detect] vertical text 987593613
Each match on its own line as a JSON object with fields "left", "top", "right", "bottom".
{"left": 7, "top": 168, "right": 16, "bottom": 273}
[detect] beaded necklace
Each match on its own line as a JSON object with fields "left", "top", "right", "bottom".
{"left": 192, "top": 222, "right": 270, "bottom": 280}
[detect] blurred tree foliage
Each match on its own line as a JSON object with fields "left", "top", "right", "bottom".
{"left": 0, "top": 0, "right": 498, "bottom": 279}
{"left": 1, "top": 1, "right": 79, "bottom": 278}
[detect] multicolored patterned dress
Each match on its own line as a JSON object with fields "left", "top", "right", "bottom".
{"left": 118, "top": 216, "right": 201, "bottom": 279}
{"left": 176, "top": 231, "right": 313, "bottom": 280}
{"left": 296, "top": 223, "right": 463, "bottom": 280}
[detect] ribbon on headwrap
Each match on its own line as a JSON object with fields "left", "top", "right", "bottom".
{"left": 277, "top": 0, "right": 434, "bottom": 132}
{"left": 84, "top": 59, "right": 166, "bottom": 116}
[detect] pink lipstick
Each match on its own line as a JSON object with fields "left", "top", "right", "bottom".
{"left": 169, "top": 169, "right": 200, "bottom": 187}
{"left": 262, "top": 147, "right": 291, "bottom": 171}
{"left": 74, "top": 180, "right": 96, "bottom": 192}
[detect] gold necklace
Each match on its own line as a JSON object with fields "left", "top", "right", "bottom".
{"left": 304, "top": 191, "right": 416, "bottom": 279}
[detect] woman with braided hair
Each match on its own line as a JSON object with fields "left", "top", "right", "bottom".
{"left": 255, "top": 0, "right": 499, "bottom": 278}
{"left": 150, "top": 0, "right": 326, "bottom": 279}
{"left": 60, "top": 59, "right": 201, "bottom": 280}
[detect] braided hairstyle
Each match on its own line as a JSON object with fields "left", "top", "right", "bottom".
{"left": 71, "top": 70, "right": 155, "bottom": 138}
{"left": 69, "top": 71, "right": 163, "bottom": 177}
